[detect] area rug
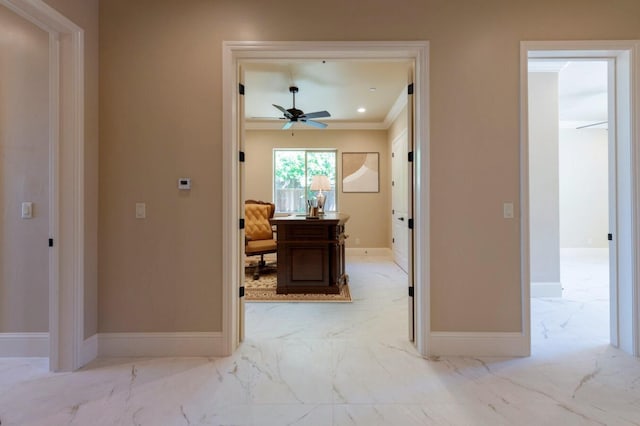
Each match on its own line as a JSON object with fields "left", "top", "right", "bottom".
{"left": 244, "top": 266, "right": 352, "bottom": 303}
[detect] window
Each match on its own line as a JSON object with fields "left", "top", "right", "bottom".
{"left": 273, "top": 149, "right": 337, "bottom": 214}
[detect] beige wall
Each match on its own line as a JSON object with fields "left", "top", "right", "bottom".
{"left": 0, "top": 6, "right": 49, "bottom": 332}
{"left": 98, "top": 0, "right": 640, "bottom": 334}
{"left": 529, "top": 73, "right": 560, "bottom": 284}
{"left": 559, "top": 128, "right": 609, "bottom": 248}
{"left": 246, "top": 130, "right": 390, "bottom": 249}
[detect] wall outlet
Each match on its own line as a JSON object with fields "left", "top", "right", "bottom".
{"left": 355, "top": 237, "right": 361, "bottom": 245}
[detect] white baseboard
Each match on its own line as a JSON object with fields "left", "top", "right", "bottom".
{"left": 531, "top": 281, "right": 563, "bottom": 298}
{"left": 0, "top": 333, "right": 49, "bottom": 357}
{"left": 346, "top": 247, "right": 392, "bottom": 257}
{"left": 429, "top": 332, "right": 529, "bottom": 357}
{"left": 98, "top": 332, "right": 225, "bottom": 357}
{"left": 80, "top": 334, "right": 98, "bottom": 366}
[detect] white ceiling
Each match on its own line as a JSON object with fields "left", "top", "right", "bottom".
{"left": 559, "top": 61, "right": 608, "bottom": 126}
{"left": 529, "top": 60, "right": 609, "bottom": 128}
{"left": 244, "top": 59, "right": 609, "bottom": 131}
{"left": 243, "top": 60, "right": 411, "bottom": 130}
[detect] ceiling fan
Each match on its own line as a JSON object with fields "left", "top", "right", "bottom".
{"left": 272, "top": 86, "right": 331, "bottom": 129}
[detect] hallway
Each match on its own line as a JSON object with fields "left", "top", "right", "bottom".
{"left": 0, "top": 256, "right": 639, "bottom": 425}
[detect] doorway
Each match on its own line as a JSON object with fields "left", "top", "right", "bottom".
{"left": 0, "top": 3, "right": 50, "bottom": 358}
{"left": 521, "top": 41, "right": 640, "bottom": 357}
{"left": 222, "top": 41, "right": 430, "bottom": 356}
{"left": 0, "top": 0, "right": 86, "bottom": 371}
{"left": 528, "top": 59, "right": 612, "bottom": 352}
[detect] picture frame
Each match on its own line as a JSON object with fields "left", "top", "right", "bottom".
{"left": 342, "top": 152, "right": 379, "bottom": 193}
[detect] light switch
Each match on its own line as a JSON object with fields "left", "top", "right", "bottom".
{"left": 21, "top": 202, "right": 33, "bottom": 219}
{"left": 503, "top": 202, "right": 514, "bottom": 219}
{"left": 135, "top": 202, "right": 146, "bottom": 219}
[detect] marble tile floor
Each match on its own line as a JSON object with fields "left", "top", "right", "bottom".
{"left": 1, "top": 251, "right": 639, "bottom": 425}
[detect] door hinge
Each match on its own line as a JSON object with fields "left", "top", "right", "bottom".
{"left": 608, "top": 233, "right": 613, "bottom": 241}
{"left": 239, "top": 286, "right": 245, "bottom": 298}
{"left": 408, "top": 151, "right": 414, "bottom": 162}
{"left": 239, "top": 83, "right": 245, "bottom": 95}
{"left": 239, "top": 151, "right": 245, "bottom": 162}
{"left": 48, "top": 238, "right": 54, "bottom": 247}
{"left": 408, "top": 83, "right": 414, "bottom": 95}
{"left": 392, "top": 237, "right": 395, "bottom": 243}
{"left": 408, "top": 286, "right": 414, "bottom": 297}
{"left": 239, "top": 218, "right": 245, "bottom": 229}
{"left": 408, "top": 218, "right": 414, "bottom": 229}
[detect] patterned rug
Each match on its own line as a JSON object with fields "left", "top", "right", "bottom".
{"left": 244, "top": 265, "right": 352, "bottom": 303}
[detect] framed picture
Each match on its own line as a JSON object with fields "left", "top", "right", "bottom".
{"left": 342, "top": 152, "right": 379, "bottom": 193}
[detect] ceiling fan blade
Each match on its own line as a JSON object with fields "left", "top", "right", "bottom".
{"left": 282, "top": 121, "right": 294, "bottom": 130}
{"left": 302, "top": 119, "right": 328, "bottom": 129}
{"left": 273, "top": 104, "right": 293, "bottom": 119}
{"left": 300, "top": 110, "right": 331, "bottom": 119}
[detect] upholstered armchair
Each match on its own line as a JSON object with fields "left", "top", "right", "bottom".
{"left": 244, "top": 200, "right": 277, "bottom": 279}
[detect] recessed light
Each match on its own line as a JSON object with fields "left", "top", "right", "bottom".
{"left": 369, "top": 87, "right": 377, "bottom": 92}
{"left": 357, "top": 107, "right": 366, "bottom": 113}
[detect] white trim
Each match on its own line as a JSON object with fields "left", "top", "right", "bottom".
{"left": 223, "top": 41, "right": 430, "bottom": 356}
{"left": 429, "top": 332, "right": 528, "bottom": 357}
{"left": 246, "top": 120, "right": 389, "bottom": 131}
{"left": 531, "top": 282, "right": 563, "bottom": 298}
{"left": 0, "top": 333, "right": 49, "bottom": 357}
{"left": 80, "top": 334, "right": 98, "bottom": 366}
{"left": 521, "top": 40, "right": 640, "bottom": 358}
{"left": 345, "top": 247, "right": 393, "bottom": 257}
{"left": 634, "top": 42, "right": 640, "bottom": 357}
{"left": 0, "top": 0, "right": 86, "bottom": 371}
{"left": 48, "top": 30, "right": 61, "bottom": 370}
{"left": 98, "top": 333, "right": 226, "bottom": 357}
{"left": 384, "top": 87, "right": 408, "bottom": 129}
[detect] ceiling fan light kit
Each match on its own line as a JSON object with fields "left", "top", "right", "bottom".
{"left": 272, "top": 86, "right": 331, "bottom": 129}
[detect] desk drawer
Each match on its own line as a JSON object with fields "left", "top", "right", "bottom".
{"left": 289, "top": 225, "right": 326, "bottom": 240}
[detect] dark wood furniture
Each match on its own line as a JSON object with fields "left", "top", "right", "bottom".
{"left": 270, "top": 213, "right": 349, "bottom": 294}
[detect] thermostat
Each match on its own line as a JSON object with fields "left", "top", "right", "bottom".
{"left": 178, "top": 178, "right": 191, "bottom": 190}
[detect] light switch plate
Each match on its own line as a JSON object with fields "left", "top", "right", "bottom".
{"left": 21, "top": 202, "right": 33, "bottom": 219}
{"left": 135, "top": 202, "right": 146, "bottom": 219}
{"left": 503, "top": 202, "right": 514, "bottom": 219}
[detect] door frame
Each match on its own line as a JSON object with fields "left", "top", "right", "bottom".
{"left": 520, "top": 40, "right": 640, "bottom": 356}
{"left": 221, "top": 41, "right": 431, "bottom": 355}
{"left": 0, "top": 0, "right": 85, "bottom": 371}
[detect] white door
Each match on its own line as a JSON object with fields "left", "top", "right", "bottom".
{"left": 606, "top": 59, "right": 619, "bottom": 347}
{"left": 392, "top": 129, "right": 409, "bottom": 273}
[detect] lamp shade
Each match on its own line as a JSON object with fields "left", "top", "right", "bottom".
{"left": 310, "top": 175, "right": 331, "bottom": 191}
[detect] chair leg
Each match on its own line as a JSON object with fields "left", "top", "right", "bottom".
{"left": 251, "top": 254, "right": 274, "bottom": 280}
{"left": 253, "top": 254, "right": 267, "bottom": 279}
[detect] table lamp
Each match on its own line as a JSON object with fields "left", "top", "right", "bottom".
{"left": 310, "top": 175, "right": 331, "bottom": 215}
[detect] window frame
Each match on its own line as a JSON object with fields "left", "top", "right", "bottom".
{"left": 272, "top": 148, "right": 338, "bottom": 214}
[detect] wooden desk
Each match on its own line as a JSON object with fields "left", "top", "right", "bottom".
{"left": 270, "top": 213, "right": 349, "bottom": 294}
